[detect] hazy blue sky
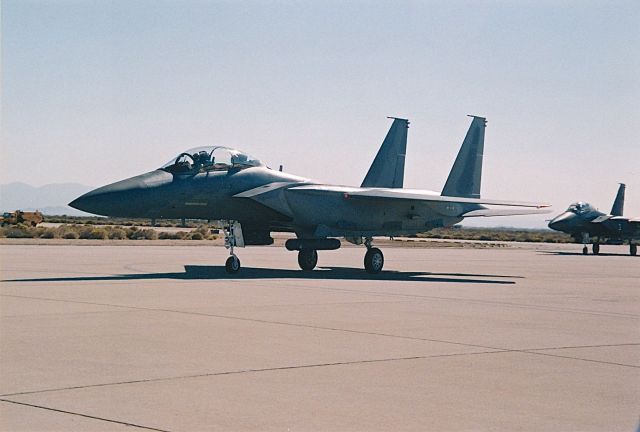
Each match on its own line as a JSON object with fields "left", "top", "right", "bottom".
{"left": 2, "top": 0, "right": 639, "bottom": 227}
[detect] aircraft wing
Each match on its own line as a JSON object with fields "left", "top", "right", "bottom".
{"left": 461, "top": 208, "right": 552, "bottom": 217}
{"left": 289, "top": 185, "right": 549, "bottom": 209}
{"left": 590, "top": 215, "right": 640, "bottom": 224}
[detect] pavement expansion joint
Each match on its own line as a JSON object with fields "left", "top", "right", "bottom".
{"left": 0, "top": 398, "right": 171, "bottom": 432}
{"left": 0, "top": 350, "right": 507, "bottom": 398}
{"left": 2, "top": 293, "right": 639, "bottom": 370}
{"left": 3, "top": 342, "right": 638, "bottom": 400}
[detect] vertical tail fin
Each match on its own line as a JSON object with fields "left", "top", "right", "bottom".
{"left": 441, "top": 115, "right": 486, "bottom": 198}
{"left": 610, "top": 183, "right": 625, "bottom": 216}
{"left": 361, "top": 117, "right": 409, "bottom": 188}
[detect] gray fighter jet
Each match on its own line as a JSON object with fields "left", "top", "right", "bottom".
{"left": 70, "top": 116, "right": 549, "bottom": 273}
{"left": 548, "top": 183, "right": 639, "bottom": 256}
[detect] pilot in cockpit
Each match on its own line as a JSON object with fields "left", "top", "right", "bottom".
{"left": 198, "top": 150, "right": 211, "bottom": 164}
{"left": 191, "top": 150, "right": 212, "bottom": 172}
{"left": 191, "top": 152, "right": 201, "bottom": 169}
{"left": 231, "top": 153, "right": 248, "bottom": 166}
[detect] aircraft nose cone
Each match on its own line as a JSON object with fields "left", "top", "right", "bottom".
{"left": 548, "top": 212, "right": 575, "bottom": 231}
{"left": 69, "top": 184, "right": 128, "bottom": 215}
{"left": 69, "top": 170, "right": 172, "bottom": 216}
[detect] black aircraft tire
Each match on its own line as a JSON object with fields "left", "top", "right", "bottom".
{"left": 364, "top": 248, "right": 384, "bottom": 274}
{"left": 225, "top": 256, "right": 241, "bottom": 273}
{"left": 582, "top": 246, "right": 588, "bottom": 255}
{"left": 593, "top": 244, "right": 600, "bottom": 255}
{"left": 298, "top": 249, "right": 318, "bottom": 271}
{"left": 631, "top": 244, "right": 637, "bottom": 256}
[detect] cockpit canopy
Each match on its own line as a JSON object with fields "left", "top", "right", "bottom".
{"left": 161, "top": 146, "right": 264, "bottom": 174}
{"left": 567, "top": 202, "right": 595, "bottom": 215}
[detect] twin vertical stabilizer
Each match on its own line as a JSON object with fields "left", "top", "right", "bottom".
{"left": 361, "top": 117, "right": 409, "bottom": 188}
{"left": 362, "top": 115, "right": 487, "bottom": 198}
{"left": 611, "top": 183, "right": 625, "bottom": 216}
{"left": 442, "top": 116, "right": 486, "bottom": 198}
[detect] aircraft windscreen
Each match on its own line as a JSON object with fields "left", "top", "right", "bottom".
{"left": 567, "top": 202, "right": 594, "bottom": 215}
{"left": 161, "top": 146, "right": 264, "bottom": 174}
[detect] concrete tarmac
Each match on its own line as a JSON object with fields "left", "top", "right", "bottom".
{"left": 0, "top": 243, "right": 638, "bottom": 431}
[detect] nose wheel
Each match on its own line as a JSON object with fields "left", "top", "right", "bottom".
{"left": 225, "top": 255, "right": 241, "bottom": 273}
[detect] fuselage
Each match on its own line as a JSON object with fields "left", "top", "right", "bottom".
{"left": 70, "top": 163, "right": 463, "bottom": 238}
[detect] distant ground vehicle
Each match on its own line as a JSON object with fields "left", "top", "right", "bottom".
{"left": 0, "top": 210, "right": 44, "bottom": 227}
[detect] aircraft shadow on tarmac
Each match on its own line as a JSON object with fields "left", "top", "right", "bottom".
{"left": 539, "top": 251, "right": 638, "bottom": 257}
{"left": 4, "top": 266, "right": 519, "bottom": 285}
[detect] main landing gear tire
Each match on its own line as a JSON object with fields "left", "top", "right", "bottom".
{"left": 364, "top": 248, "right": 384, "bottom": 274}
{"left": 225, "top": 256, "right": 241, "bottom": 274}
{"left": 298, "top": 249, "right": 318, "bottom": 271}
{"left": 592, "top": 244, "right": 600, "bottom": 255}
{"left": 631, "top": 244, "right": 638, "bottom": 256}
{"left": 582, "top": 246, "right": 588, "bottom": 255}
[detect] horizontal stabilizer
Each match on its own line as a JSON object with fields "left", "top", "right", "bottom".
{"left": 462, "top": 208, "right": 552, "bottom": 217}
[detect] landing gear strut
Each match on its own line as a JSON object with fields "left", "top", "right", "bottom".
{"left": 298, "top": 249, "right": 318, "bottom": 271}
{"left": 581, "top": 233, "right": 590, "bottom": 255}
{"left": 223, "top": 221, "right": 244, "bottom": 274}
{"left": 363, "top": 237, "right": 384, "bottom": 274}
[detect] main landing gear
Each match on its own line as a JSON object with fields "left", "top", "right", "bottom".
{"left": 287, "top": 237, "right": 385, "bottom": 273}
{"left": 223, "top": 221, "right": 244, "bottom": 274}
{"left": 298, "top": 249, "right": 318, "bottom": 271}
{"left": 630, "top": 243, "right": 637, "bottom": 256}
{"left": 363, "top": 238, "right": 384, "bottom": 274}
{"left": 581, "top": 242, "right": 600, "bottom": 255}
{"left": 581, "top": 233, "right": 600, "bottom": 256}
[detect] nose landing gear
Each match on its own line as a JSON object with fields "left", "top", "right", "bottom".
{"left": 363, "top": 237, "right": 384, "bottom": 274}
{"left": 581, "top": 232, "right": 592, "bottom": 255}
{"left": 224, "top": 221, "right": 244, "bottom": 274}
